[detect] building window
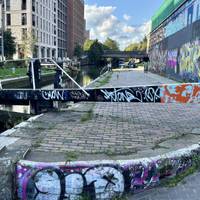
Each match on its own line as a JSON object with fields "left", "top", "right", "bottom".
{"left": 22, "top": 28, "right": 27, "bottom": 39}
{"left": 6, "top": 0, "right": 10, "bottom": 11}
{"left": 21, "top": 13, "right": 27, "bottom": 25}
{"left": 6, "top": 14, "right": 11, "bottom": 26}
{"left": 32, "top": 14, "right": 35, "bottom": 26}
{"left": 32, "top": 0, "right": 35, "bottom": 12}
{"left": 21, "top": 0, "right": 27, "bottom": 10}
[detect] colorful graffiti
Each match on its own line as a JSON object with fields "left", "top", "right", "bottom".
{"left": 17, "top": 145, "right": 200, "bottom": 200}
{"left": 149, "top": 38, "right": 200, "bottom": 82}
{"left": 160, "top": 83, "right": 200, "bottom": 103}
{"left": 179, "top": 39, "right": 200, "bottom": 81}
{"left": 149, "top": 44, "right": 167, "bottom": 73}
{"left": 0, "top": 83, "right": 200, "bottom": 104}
{"left": 164, "top": 0, "right": 200, "bottom": 38}
{"left": 167, "top": 49, "right": 178, "bottom": 73}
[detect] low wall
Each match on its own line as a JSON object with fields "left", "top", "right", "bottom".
{"left": 1, "top": 73, "right": 55, "bottom": 89}
{"left": 16, "top": 144, "right": 200, "bottom": 200}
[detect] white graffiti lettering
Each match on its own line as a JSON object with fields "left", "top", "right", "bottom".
{"left": 70, "top": 91, "right": 89, "bottom": 100}
{"left": 101, "top": 87, "right": 160, "bottom": 102}
{"left": 42, "top": 91, "right": 65, "bottom": 101}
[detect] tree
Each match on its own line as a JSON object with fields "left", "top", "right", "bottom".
{"left": 124, "top": 36, "right": 148, "bottom": 52}
{"left": 74, "top": 44, "right": 83, "bottom": 58}
{"left": 20, "top": 31, "right": 37, "bottom": 58}
{"left": 103, "top": 38, "right": 119, "bottom": 51}
{"left": 124, "top": 43, "right": 140, "bottom": 51}
{"left": 87, "top": 40, "right": 104, "bottom": 66}
{"left": 3, "top": 30, "right": 16, "bottom": 59}
{"left": 83, "top": 39, "right": 95, "bottom": 51}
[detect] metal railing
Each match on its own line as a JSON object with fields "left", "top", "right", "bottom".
{"left": 0, "top": 58, "right": 90, "bottom": 97}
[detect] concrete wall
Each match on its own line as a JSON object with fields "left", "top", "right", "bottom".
{"left": 1, "top": 73, "right": 55, "bottom": 89}
{"left": 149, "top": 0, "right": 200, "bottom": 82}
{"left": 16, "top": 144, "right": 200, "bottom": 200}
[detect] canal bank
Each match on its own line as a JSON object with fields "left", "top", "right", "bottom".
{"left": 0, "top": 69, "right": 200, "bottom": 199}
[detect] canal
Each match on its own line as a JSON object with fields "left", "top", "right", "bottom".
{"left": 0, "top": 65, "right": 105, "bottom": 133}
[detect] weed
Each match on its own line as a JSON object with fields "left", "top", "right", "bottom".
{"left": 162, "top": 165, "right": 197, "bottom": 187}
{"left": 162, "top": 154, "right": 200, "bottom": 188}
{"left": 152, "top": 144, "right": 169, "bottom": 150}
{"left": 95, "top": 72, "right": 112, "bottom": 87}
{"left": 65, "top": 151, "right": 79, "bottom": 162}
{"left": 81, "top": 109, "right": 94, "bottom": 122}
{"left": 32, "top": 140, "right": 41, "bottom": 148}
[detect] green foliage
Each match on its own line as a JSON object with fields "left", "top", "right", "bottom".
{"left": 74, "top": 44, "right": 83, "bottom": 58}
{"left": 94, "top": 72, "right": 112, "bottom": 87}
{"left": 3, "top": 30, "right": 16, "bottom": 59}
{"left": 20, "top": 31, "right": 37, "bottom": 58}
{"left": 103, "top": 38, "right": 119, "bottom": 51}
{"left": 83, "top": 39, "right": 95, "bottom": 51}
{"left": 65, "top": 151, "right": 79, "bottom": 162}
{"left": 87, "top": 40, "right": 104, "bottom": 66}
{"left": 81, "top": 109, "right": 94, "bottom": 122}
{"left": 124, "top": 36, "right": 147, "bottom": 52}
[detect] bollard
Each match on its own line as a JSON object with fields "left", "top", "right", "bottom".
{"left": 54, "top": 58, "right": 63, "bottom": 89}
{"left": 27, "top": 59, "right": 41, "bottom": 89}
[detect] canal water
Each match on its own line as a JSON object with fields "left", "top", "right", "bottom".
{"left": 0, "top": 65, "right": 105, "bottom": 133}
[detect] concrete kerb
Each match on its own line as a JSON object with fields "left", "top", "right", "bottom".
{"left": 0, "top": 114, "right": 44, "bottom": 199}
{"left": 16, "top": 143, "right": 200, "bottom": 200}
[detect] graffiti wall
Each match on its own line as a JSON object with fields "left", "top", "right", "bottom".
{"left": 149, "top": 0, "right": 200, "bottom": 82}
{"left": 0, "top": 83, "right": 200, "bottom": 104}
{"left": 17, "top": 144, "right": 200, "bottom": 200}
{"left": 160, "top": 83, "right": 200, "bottom": 103}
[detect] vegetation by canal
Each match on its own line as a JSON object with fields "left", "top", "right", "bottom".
{"left": 0, "top": 66, "right": 55, "bottom": 80}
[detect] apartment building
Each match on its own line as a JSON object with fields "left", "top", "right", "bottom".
{"left": 67, "top": 0, "right": 85, "bottom": 58}
{"left": 57, "top": 0, "right": 67, "bottom": 58}
{"left": 2, "top": 0, "right": 60, "bottom": 59}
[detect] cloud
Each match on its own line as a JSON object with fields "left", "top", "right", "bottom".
{"left": 123, "top": 14, "right": 131, "bottom": 21}
{"left": 85, "top": 4, "right": 151, "bottom": 50}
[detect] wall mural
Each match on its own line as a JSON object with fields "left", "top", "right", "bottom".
{"left": 149, "top": 39, "right": 200, "bottom": 82}
{"left": 16, "top": 145, "right": 200, "bottom": 200}
{"left": 160, "top": 83, "right": 200, "bottom": 103}
{"left": 179, "top": 39, "right": 200, "bottom": 81}
{"left": 164, "top": 0, "right": 200, "bottom": 38}
{"left": 149, "top": 0, "right": 200, "bottom": 82}
{"left": 167, "top": 49, "right": 178, "bottom": 74}
{"left": 149, "top": 45, "right": 167, "bottom": 73}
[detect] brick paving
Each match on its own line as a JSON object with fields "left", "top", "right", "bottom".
{"left": 10, "top": 69, "right": 199, "bottom": 161}
{"left": 9, "top": 69, "right": 200, "bottom": 199}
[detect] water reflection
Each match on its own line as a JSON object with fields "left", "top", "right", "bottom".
{"left": 0, "top": 65, "right": 104, "bottom": 114}
{"left": 0, "top": 105, "right": 30, "bottom": 114}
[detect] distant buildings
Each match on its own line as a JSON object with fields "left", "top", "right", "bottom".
{"left": 67, "top": 0, "right": 85, "bottom": 58}
{"left": 0, "top": 0, "right": 86, "bottom": 59}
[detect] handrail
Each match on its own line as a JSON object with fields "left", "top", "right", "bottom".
{"left": 0, "top": 57, "right": 90, "bottom": 96}
{"left": 48, "top": 58, "right": 90, "bottom": 97}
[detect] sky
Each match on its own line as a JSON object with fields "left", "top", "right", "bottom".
{"left": 85, "top": 0, "right": 164, "bottom": 49}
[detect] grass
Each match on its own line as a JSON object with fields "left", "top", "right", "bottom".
{"left": 0, "top": 67, "right": 28, "bottom": 79}
{"left": 161, "top": 155, "right": 200, "bottom": 188}
{"left": 0, "top": 67, "right": 55, "bottom": 79}
{"left": 162, "top": 165, "right": 197, "bottom": 187}
{"left": 65, "top": 151, "right": 79, "bottom": 162}
{"left": 81, "top": 109, "right": 94, "bottom": 122}
{"left": 95, "top": 72, "right": 112, "bottom": 87}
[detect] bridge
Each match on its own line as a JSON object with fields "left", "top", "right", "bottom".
{"left": 102, "top": 50, "right": 148, "bottom": 59}
{"left": 0, "top": 58, "right": 199, "bottom": 114}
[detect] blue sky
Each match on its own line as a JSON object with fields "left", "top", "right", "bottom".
{"left": 85, "top": 0, "right": 164, "bottom": 49}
